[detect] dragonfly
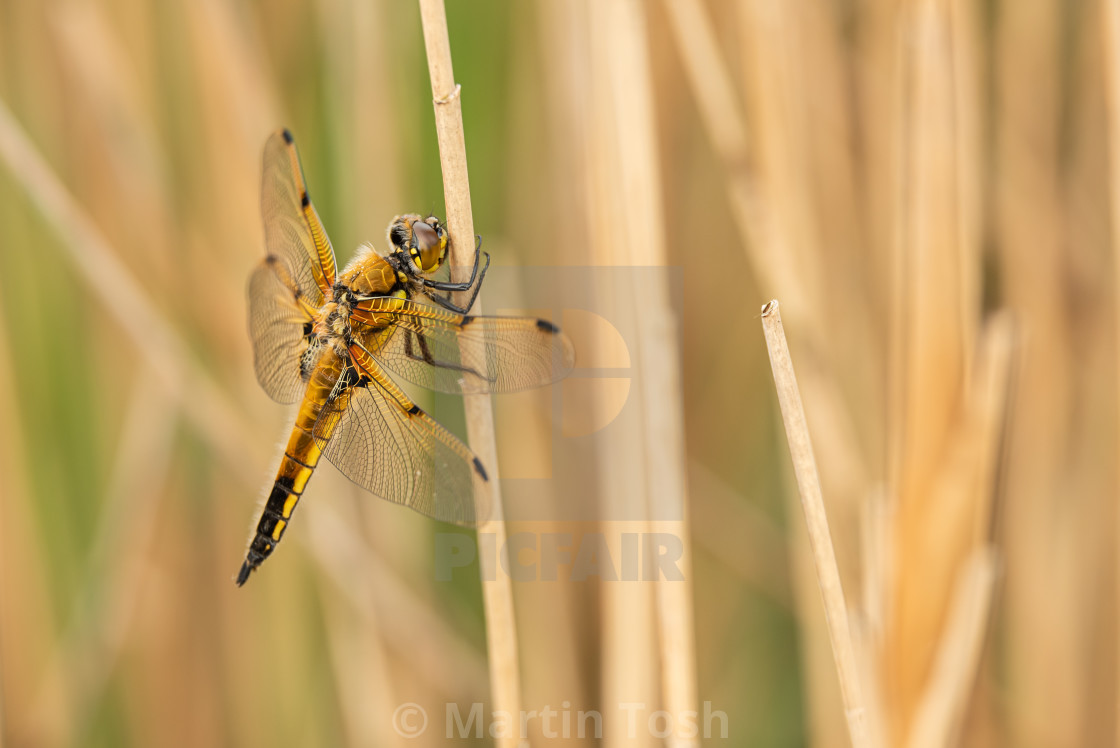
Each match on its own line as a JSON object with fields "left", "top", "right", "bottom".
{"left": 237, "top": 129, "right": 574, "bottom": 586}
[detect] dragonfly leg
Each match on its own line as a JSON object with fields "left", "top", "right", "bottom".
{"left": 425, "top": 250, "right": 490, "bottom": 314}
{"left": 403, "top": 329, "right": 492, "bottom": 383}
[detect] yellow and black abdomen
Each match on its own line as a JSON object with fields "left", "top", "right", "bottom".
{"left": 237, "top": 352, "right": 345, "bottom": 586}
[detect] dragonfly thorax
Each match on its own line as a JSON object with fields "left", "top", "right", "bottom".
{"left": 318, "top": 283, "right": 359, "bottom": 341}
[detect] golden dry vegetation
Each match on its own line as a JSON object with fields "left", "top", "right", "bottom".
{"left": 0, "top": 0, "right": 1115, "bottom": 746}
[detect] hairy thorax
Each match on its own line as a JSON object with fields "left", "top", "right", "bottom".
{"left": 314, "top": 248, "right": 403, "bottom": 357}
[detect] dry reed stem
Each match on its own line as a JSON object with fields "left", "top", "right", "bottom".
{"left": 994, "top": 2, "right": 1079, "bottom": 740}
{"left": 885, "top": 0, "right": 911, "bottom": 514}
{"left": 604, "top": 3, "right": 699, "bottom": 745}
{"left": 906, "top": 548, "right": 998, "bottom": 748}
{"left": 859, "top": 489, "right": 892, "bottom": 648}
{"left": 893, "top": 310, "right": 1015, "bottom": 746}
{"left": 565, "top": 1, "right": 659, "bottom": 741}
{"left": 1004, "top": 0, "right": 1075, "bottom": 665}
{"left": 893, "top": 0, "right": 969, "bottom": 499}
{"left": 857, "top": 488, "right": 892, "bottom": 748}
{"left": 663, "top": 4, "right": 870, "bottom": 741}
{"left": 1101, "top": 2, "right": 1120, "bottom": 741}
{"left": 0, "top": 291, "right": 42, "bottom": 747}
{"left": 888, "top": 2, "right": 984, "bottom": 741}
{"left": 761, "top": 300, "right": 870, "bottom": 748}
{"left": 417, "top": 1, "right": 523, "bottom": 739}
{"left": 889, "top": 310, "right": 1013, "bottom": 747}
{"left": 947, "top": 0, "right": 981, "bottom": 355}
{"left": 666, "top": 3, "right": 874, "bottom": 739}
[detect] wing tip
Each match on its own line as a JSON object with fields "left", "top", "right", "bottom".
{"left": 472, "top": 456, "right": 489, "bottom": 482}
{"left": 536, "top": 319, "right": 577, "bottom": 371}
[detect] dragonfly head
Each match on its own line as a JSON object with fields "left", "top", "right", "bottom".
{"left": 388, "top": 214, "right": 448, "bottom": 276}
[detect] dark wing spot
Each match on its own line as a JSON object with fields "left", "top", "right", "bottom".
{"left": 281, "top": 129, "right": 294, "bottom": 144}
{"left": 301, "top": 192, "right": 311, "bottom": 208}
{"left": 536, "top": 319, "right": 560, "bottom": 334}
{"left": 472, "top": 456, "right": 489, "bottom": 482}
{"left": 407, "top": 404, "right": 420, "bottom": 415}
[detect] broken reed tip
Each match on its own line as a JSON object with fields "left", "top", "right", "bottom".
{"left": 761, "top": 299, "right": 779, "bottom": 316}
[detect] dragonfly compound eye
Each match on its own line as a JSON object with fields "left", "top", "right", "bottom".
{"left": 411, "top": 219, "right": 445, "bottom": 274}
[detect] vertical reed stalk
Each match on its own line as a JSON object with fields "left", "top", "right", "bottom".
{"left": 906, "top": 549, "right": 998, "bottom": 748}
{"left": 664, "top": 7, "right": 872, "bottom": 742}
{"left": 1100, "top": 2, "right": 1120, "bottom": 742}
{"left": 994, "top": 2, "right": 1078, "bottom": 739}
{"left": 0, "top": 289, "right": 30, "bottom": 748}
{"left": 607, "top": 2, "right": 699, "bottom": 745}
{"left": 575, "top": 2, "right": 660, "bottom": 741}
{"left": 761, "top": 300, "right": 871, "bottom": 748}
{"left": 417, "top": 3, "right": 523, "bottom": 743}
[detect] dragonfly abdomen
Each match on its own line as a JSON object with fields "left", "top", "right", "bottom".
{"left": 237, "top": 445, "right": 321, "bottom": 586}
{"left": 237, "top": 361, "right": 340, "bottom": 586}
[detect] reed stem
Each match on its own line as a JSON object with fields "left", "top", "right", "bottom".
{"left": 417, "top": 3, "right": 523, "bottom": 743}
{"left": 1100, "top": 2, "right": 1120, "bottom": 742}
{"left": 761, "top": 300, "right": 871, "bottom": 748}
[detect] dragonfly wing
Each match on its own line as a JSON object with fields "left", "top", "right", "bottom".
{"left": 247, "top": 257, "right": 318, "bottom": 403}
{"left": 351, "top": 297, "right": 575, "bottom": 395}
{"left": 312, "top": 349, "right": 493, "bottom": 526}
{"left": 261, "top": 129, "right": 337, "bottom": 303}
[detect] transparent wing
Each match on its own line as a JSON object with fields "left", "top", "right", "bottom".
{"left": 261, "top": 129, "right": 337, "bottom": 304}
{"left": 247, "top": 256, "right": 319, "bottom": 404}
{"left": 312, "top": 347, "right": 492, "bottom": 526}
{"left": 350, "top": 297, "right": 575, "bottom": 395}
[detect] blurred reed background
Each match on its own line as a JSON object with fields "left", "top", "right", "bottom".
{"left": 0, "top": 0, "right": 1115, "bottom": 746}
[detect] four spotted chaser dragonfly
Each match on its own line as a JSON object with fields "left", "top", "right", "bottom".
{"left": 238, "top": 129, "right": 574, "bottom": 585}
